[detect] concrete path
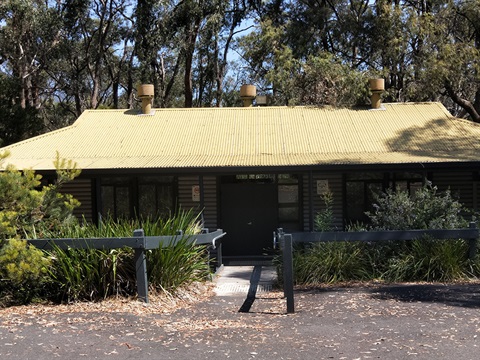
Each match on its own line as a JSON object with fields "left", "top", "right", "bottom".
{"left": 213, "top": 265, "right": 277, "bottom": 297}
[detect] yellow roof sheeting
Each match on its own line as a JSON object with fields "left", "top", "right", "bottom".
{"left": 2, "top": 103, "right": 480, "bottom": 171}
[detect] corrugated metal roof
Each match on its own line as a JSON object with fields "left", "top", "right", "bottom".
{"left": 2, "top": 103, "right": 480, "bottom": 171}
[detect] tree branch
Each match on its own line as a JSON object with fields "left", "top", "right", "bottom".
{"left": 445, "top": 80, "right": 480, "bottom": 123}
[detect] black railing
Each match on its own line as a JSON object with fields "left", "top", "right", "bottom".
{"left": 274, "top": 223, "right": 479, "bottom": 313}
{"left": 27, "top": 229, "right": 226, "bottom": 303}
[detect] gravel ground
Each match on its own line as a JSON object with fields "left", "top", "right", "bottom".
{"left": 1, "top": 282, "right": 480, "bottom": 360}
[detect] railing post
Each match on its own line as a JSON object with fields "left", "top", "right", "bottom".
{"left": 133, "top": 229, "right": 148, "bottom": 303}
{"left": 216, "top": 240, "right": 223, "bottom": 269}
{"left": 283, "top": 232, "right": 295, "bottom": 314}
{"left": 469, "top": 222, "right": 478, "bottom": 261}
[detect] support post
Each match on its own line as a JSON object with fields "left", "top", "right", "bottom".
{"left": 283, "top": 233, "right": 295, "bottom": 313}
{"left": 309, "top": 171, "right": 314, "bottom": 231}
{"left": 133, "top": 229, "right": 148, "bottom": 303}
{"left": 217, "top": 241, "right": 223, "bottom": 269}
{"left": 469, "top": 222, "right": 478, "bottom": 261}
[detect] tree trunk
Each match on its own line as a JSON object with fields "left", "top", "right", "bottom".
{"left": 445, "top": 81, "right": 480, "bottom": 123}
{"left": 184, "top": 18, "right": 201, "bottom": 108}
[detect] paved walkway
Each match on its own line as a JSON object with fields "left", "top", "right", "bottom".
{"left": 213, "top": 265, "right": 277, "bottom": 296}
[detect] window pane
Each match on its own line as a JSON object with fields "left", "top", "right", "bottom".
{"left": 278, "top": 174, "right": 299, "bottom": 184}
{"left": 101, "top": 177, "right": 129, "bottom": 185}
{"left": 346, "top": 172, "right": 384, "bottom": 181}
{"left": 116, "top": 187, "right": 130, "bottom": 218}
{"left": 157, "top": 185, "right": 173, "bottom": 216}
{"left": 345, "top": 182, "right": 365, "bottom": 222}
{"left": 279, "top": 207, "right": 298, "bottom": 221}
{"left": 138, "top": 175, "right": 174, "bottom": 184}
{"left": 410, "top": 182, "right": 423, "bottom": 195}
{"left": 234, "top": 174, "right": 275, "bottom": 183}
{"left": 278, "top": 185, "right": 298, "bottom": 203}
{"left": 101, "top": 186, "right": 114, "bottom": 217}
{"left": 394, "top": 172, "right": 423, "bottom": 180}
{"left": 139, "top": 184, "right": 156, "bottom": 218}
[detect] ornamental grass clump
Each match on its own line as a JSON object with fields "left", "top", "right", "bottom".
{"left": 289, "top": 242, "right": 371, "bottom": 285}
{"left": 46, "top": 245, "right": 135, "bottom": 303}
{"left": 147, "top": 237, "right": 210, "bottom": 294}
{"left": 43, "top": 210, "right": 209, "bottom": 303}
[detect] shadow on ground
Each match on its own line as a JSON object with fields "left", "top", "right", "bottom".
{"left": 293, "top": 282, "right": 480, "bottom": 309}
{"left": 368, "top": 283, "right": 480, "bottom": 308}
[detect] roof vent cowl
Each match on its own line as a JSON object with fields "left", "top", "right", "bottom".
{"left": 137, "top": 84, "right": 154, "bottom": 114}
{"left": 240, "top": 84, "right": 256, "bottom": 107}
{"left": 369, "top": 78, "right": 385, "bottom": 109}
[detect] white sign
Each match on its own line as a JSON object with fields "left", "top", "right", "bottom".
{"left": 192, "top": 185, "right": 200, "bottom": 202}
{"left": 316, "top": 180, "right": 329, "bottom": 195}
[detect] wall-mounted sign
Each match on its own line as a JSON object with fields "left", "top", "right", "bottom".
{"left": 316, "top": 180, "right": 329, "bottom": 195}
{"left": 192, "top": 185, "right": 200, "bottom": 202}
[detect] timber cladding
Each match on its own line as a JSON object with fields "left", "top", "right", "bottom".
{"left": 178, "top": 176, "right": 218, "bottom": 229}
{"left": 59, "top": 178, "right": 94, "bottom": 222}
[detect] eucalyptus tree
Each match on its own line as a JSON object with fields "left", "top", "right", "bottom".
{"left": 56, "top": 0, "right": 133, "bottom": 116}
{"left": 0, "top": 0, "right": 65, "bottom": 144}
{"left": 0, "top": 0, "right": 63, "bottom": 110}
{"left": 439, "top": 0, "right": 480, "bottom": 121}
{"left": 135, "top": 0, "right": 251, "bottom": 108}
{"left": 237, "top": 0, "right": 367, "bottom": 106}
{"left": 195, "top": 0, "right": 251, "bottom": 106}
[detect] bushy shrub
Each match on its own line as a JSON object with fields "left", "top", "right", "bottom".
{"left": 282, "top": 183, "right": 475, "bottom": 286}
{"left": 0, "top": 239, "right": 51, "bottom": 303}
{"left": 366, "top": 184, "right": 473, "bottom": 282}
{"left": 0, "top": 151, "right": 81, "bottom": 241}
{"left": 367, "top": 183, "right": 468, "bottom": 230}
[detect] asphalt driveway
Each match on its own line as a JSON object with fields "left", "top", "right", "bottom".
{"left": 1, "top": 268, "right": 479, "bottom": 359}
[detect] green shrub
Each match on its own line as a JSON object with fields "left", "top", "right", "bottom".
{"left": 366, "top": 184, "right": 472, "bottom": 281}
{"left": 380, "top": 238, "right": 471, "bottom": 282}
{"left": 367, "top": 184, "right": 468, "bottom": 230}
{"left": 42, "top": 210, "right": 209, "bottom": 302}
{"left": 0, "top": 152, "right": 81, "bottom": 241}
{"left": 0, "top": 239, "right": 51, "bottom": 303}
{"left": 314, "top": 189, "right": 334, "bottom": 231}
{"left": 46, "top": 246, "right": 135, "bottom": 303}
{"left": 279, "top": 183, "right": 475, "bottom": 287}
{"left": 148, "top": 237, "right": 211, "bottom": 294}
{"left": 275, "top": 241, "right": 371, "bottom": 285}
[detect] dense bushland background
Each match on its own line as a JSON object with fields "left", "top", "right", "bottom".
{"left": 2, "top": 1, "right": 480, "bottom": 148}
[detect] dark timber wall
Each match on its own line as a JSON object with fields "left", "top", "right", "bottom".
{"left": 302, "top": 172, "right": 343, "bottom": 231}
{"left": 434, "top": 171, "right": 478, "bottom": 214}
{"left": 178, "top": 176, "right": 218, "bottom": 229}
{"left": 60, "top": 178, "right": 94, "bottom": 222}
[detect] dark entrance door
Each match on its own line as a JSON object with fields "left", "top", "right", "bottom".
{"left": 221, "top": 183, "right": 277, "bottom": 257}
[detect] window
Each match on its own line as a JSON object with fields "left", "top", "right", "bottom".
{"left": 100, "top": 176, "right": 175, "bottom": 220}
{"left": 344, "top": 172, "right": 428, "bottom": 225}
{"left": 137, "top": 176, "right": 174, "bottom": 218}
{"left": 277, "top": 174, "right": 300, "bottom": 231}
{"left": 100, "top": 177, "right": 131, "bottom": 219}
